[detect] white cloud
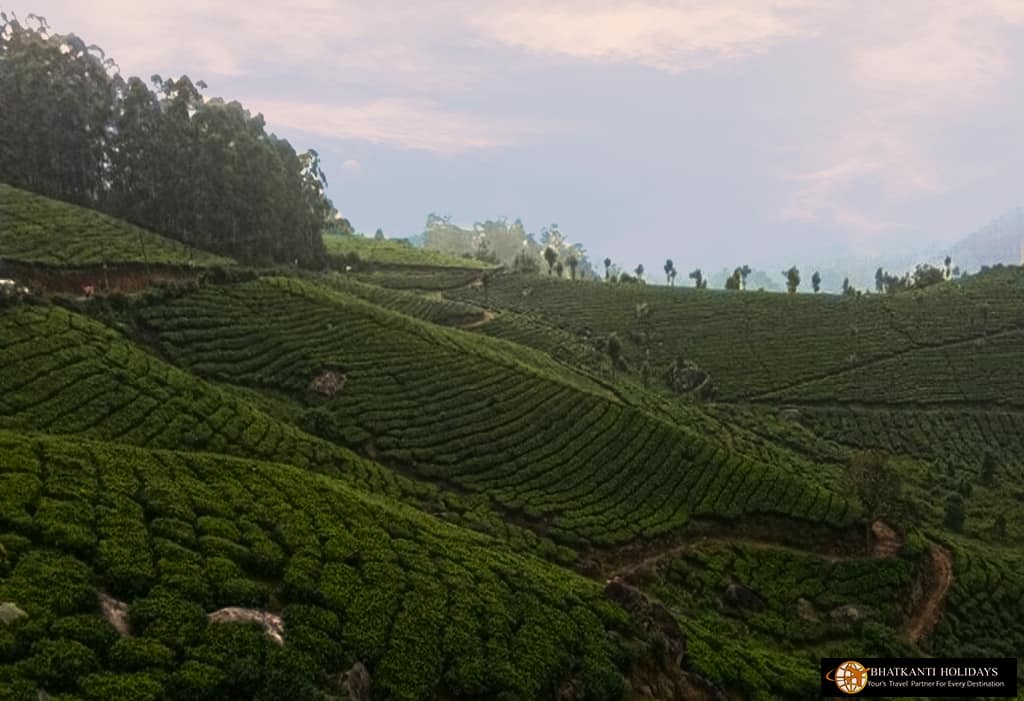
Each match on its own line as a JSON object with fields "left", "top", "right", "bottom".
{"left": 243, "top": 97, "right": 534, "bottom": 153}
{"left": 471, "top": 1, "right": 820, "bottom": 72}
{"left": 777, "top": 0, "right": 1024, "bottom": 235}
{"left": 340, "top": 159, "right": 362, "bottom": 175}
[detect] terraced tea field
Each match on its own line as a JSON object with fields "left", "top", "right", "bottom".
{"left": 0, "top": 184, "right": 232, "bottom": 267}
{"left": 446, "top": 269, "right": 1024, "bottom": 404}
{"left": 325, "top": 234, "right": 491, "bottom": 269}
{"left": 930, "top": 543, "right": 1024, "bottom": 660}
{"left": 131, "top": 278, "right": 856, "bottom": 545}
{"left": 0, "top": 431, "right": 633, "bottom": 700}
{"left": 0, "top": 303, "right": 566, "bottom": 560}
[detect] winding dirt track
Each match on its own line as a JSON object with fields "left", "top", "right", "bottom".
{"left": 906, "top": 545, "right": 954, "bottom": 644}
{"left": 594, "top": 521, "right": 952, "bottom": 643}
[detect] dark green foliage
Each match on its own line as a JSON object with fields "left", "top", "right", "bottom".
{"left": 0, "top": 430, "right": 634, "bottom": 699}
{"left": 944, "top": 493, "right": 966, "bottom": 532}
{"left": 49, "top": 615, "right": 120, "bottom": 652}
{"left": 107, "top": 637, "right": 175, "bottom": 672}
{"left": 25, "top": 638, "right": 100, "bottom": 690}
{"left": 78, "top": 672, "right": 164, "bottom": 701}
{"left": 645, "top": 542, "right": 916, "bottom": 700}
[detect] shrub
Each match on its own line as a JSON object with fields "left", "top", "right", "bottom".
{"left": 25, "top": 637, "right": 99, "bottom": 690}
{"left": 129, "top": 590, "right": 207, "bottom": 650}
{"left": 49, "top": 615, "right": 119, "bottom": 653}
{"left": 78, "top": 672, "right": 164, "bottom": 701}
{"left": 108, "top": 637, "right": 176, "bottom": 672}
{"left": 166, "top": 661, "right": 225, "bottom": 701}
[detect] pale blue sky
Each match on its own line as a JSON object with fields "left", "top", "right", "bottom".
{"left": 19, "top": 1, "right": 1024, "bottom": 273}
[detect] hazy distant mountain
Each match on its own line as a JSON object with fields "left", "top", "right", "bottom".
{"left": 945, "top": 208, "right": 1024, "bottom": 272}
{"left": 804, "top": 208, "right": 1024, "bottom": 294}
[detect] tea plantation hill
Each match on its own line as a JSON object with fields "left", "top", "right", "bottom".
{"left": 0, "top": 431, "right": 639, "bottom": 700}
{"left": 127, "top": 277, "right": 857, "bottom": 547}
{"left": 0, "top": 184, "right": 232, "bottom": 268}
{"left": 324, "top": 233, "right": 492, "bottom": 271}
{"left": 2, "top": 187, "right": 1023, "bottom": 699}
{"left": 0, "top": 303, "right": 569, "bottom": 564}
{"left": 444, "top": 267, "right": 1024, "bottom": 405}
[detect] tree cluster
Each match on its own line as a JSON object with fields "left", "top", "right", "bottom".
{"left": 0, "top": 14, "right": 332, "bottom": 265}
{"left": 874, "top": 261, "right": 954, "bottom": 294}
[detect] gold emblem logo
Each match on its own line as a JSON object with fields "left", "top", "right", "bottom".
{"left": 826, "top": 660, "right": 870, "bottom": 694}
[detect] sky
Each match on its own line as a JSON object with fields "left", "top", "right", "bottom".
{"left": 14, "top": 1, "right": 1024, "bottom": 274}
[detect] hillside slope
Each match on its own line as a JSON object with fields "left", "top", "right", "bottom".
{"left": 128, "top": 277, "right": 857, "bottom": 545}
{"left": 0, "top": 302, "right": 563, "bottom": 558}
{"left": 0, "top": 431, "right": 636, "bottom": 700}
{"left": 446, "top": 268, "right": 1024, "bottom": 405}
{"left": 0, "top": 183, "right": 232, "bottom": 268}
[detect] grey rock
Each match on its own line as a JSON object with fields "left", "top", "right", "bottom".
{"left": 0, "top": 602, "right": 27, "bottom": 625}
{"left": 343, "top": 662, "right": 371, "bottom": 701}
{"left": 796, "top": 598, "right": 819, "bottom": 622}
{"left": 724, "top": 583, "right": 765, "bottom": 611}
{"left": 829, "top": 604, "right": 863, "bottom": 624}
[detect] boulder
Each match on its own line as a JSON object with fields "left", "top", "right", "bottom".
{"left": 777, "top": 408, "right": 802, "bottom": 423}
{"left": 604, "top": 579, "right": 647, "bottom": 612}
{"left": 98, "top": 592, "right": 132, "bottom": 636}
{"left": 309, "top": 370, "right": 347, "bottom": 397}
{"left": 829, "top": 604, "right": 863, "bottom": 624}
{"left": 796, "top": 598, "right": 819, "bottom": 622}
{"left": 208, "top": 607, "right": 284, "bottom": 645}
{"left": 605, "top": 578, "right": 686, "bottom": 666}
{"left": 343, "top": 662, "right": 371, "bottom": 701}
{"left": 723, "top": 583, "right": 765, "bottom": 612}
{"left": 0, "top": 602, "right": 27, "bottom": 625}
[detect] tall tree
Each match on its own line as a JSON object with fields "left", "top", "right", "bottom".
{"left": 567, "top": 254, "right": 579, "bottom": 281}
{"left": 784, "top": 266, "right": 801, "bottom": 294}
{"left": 544, "top": 246, "right": 558, "bottom": 275}
{"left": 603, "top": 257, "right": 612, "bottom": 281}
{"left": 811, "top": 271, "right": 821, "bottom": 293}
{"left": 725, "top": 269, "right": 741, "bottom": 290}
{"left": 739, "top": 264, "right": 752, "bottom": 290}
{"left": 689, "top": 268, "right": 706, "bottom": 289}
{"left": 0, "top": 14, "right": 334, "bottom": 266}
{"left": 664, "top": 259, "right": 676, "bottom": 286}
{"left": 634, "top": 263, "right": 644, "bottom": 281}
{"left": 847, "top": 450, "right": 903, "bottom": 545}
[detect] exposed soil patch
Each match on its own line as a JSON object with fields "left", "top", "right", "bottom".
{"left": 906, "top": 545, "right": 954, "bottom": 644}
{"left": 208, "top": 607, "right": 285, "bottom": 645}
{"left": 459, "top": 309, "right": 495, "bottom": 329}
{"left": 98, "top": 592, "right": 132, "bottom": 636}
{"left": 584, "top": 516, "right": 876, "bottom": 580}
{"left": 9, "top": 262, "right": 202, "bottom": 295}
{"left": 309, "top": 370, "right": 348, "bottom": 397}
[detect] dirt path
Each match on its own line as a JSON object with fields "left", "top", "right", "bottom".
{"left": 587, "top": 518, "right": 897, "bottom": 581}
{"left": 592, "top": 520, "right": 952, "bottom": 643}
{"left": 906, "top": 545, "right": 954, "bottom": 644}
{"left": 460, "top": 309, "right": 495, "bottom": 329}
